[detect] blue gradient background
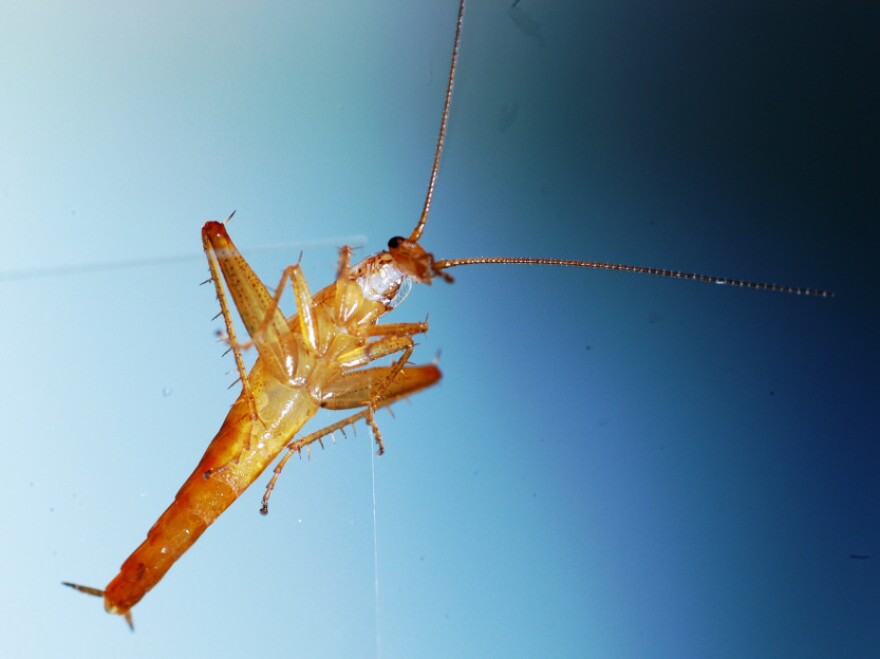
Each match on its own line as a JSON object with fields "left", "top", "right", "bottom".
{"left": 1, "top": 2, "right": 876, "bottom": 657}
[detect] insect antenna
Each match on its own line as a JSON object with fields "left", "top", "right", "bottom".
{"left": 409, "top": 0, "right": 465, "bottom": 243}
{"left": 433, "top": 256, "right": 834, "bottom": 298}
{"left": 403, "top": 0, "right": 831, "bottom": 300}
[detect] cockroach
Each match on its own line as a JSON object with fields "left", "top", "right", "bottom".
{"left": 64, "top": 0, "right": 830, "bottom": 629}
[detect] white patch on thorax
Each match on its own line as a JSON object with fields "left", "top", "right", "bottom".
{"left": 357, "top": 261, "right": 411, "bottom": 307}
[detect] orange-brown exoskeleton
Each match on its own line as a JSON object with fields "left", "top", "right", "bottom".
{"left": 64, "top": 0, "right": 830, "bottom": 629}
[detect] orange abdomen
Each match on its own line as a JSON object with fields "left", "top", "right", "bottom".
{"left": 103, "top": 475, "right": 237, "bottom": 614}
{"left": 102, "top": 398, "right": 253, "bottom": 615}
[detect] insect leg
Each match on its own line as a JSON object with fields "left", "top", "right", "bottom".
{"left": 333, "top": 337, "right": 417, "bottom": 456}
{"left": 337, "top": 333, "right": 422, "bottom": 370}
{"left": 202, "top": 223, "right": 268, "bottom": 430}
{"left": 202, "top": 222, "right": 307, "bottom": 384}
{"left": 357, "top": 321, "right": 430, "bottom": 338}
{"left": 260, "top": 364, "right": 441, "bottom": 514}
{"left": 335, "top": 317, "right": 434, "bottom": 451}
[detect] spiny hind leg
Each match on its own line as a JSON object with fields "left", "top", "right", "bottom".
{"left": 203, "top": 242, "right": 260, "bottom": 430}
{"left": 202, "top": 221, "right": 323, "bottom": 418}
{"left": 261, "top": 363, "right": 441, "bottom": 514}
{"left": 260, "top": 408, "right": 372, "bottom": 515}
{"left": 328, "top": 339, "right": 425, "bottom": 457}
{"left": 333, "top": 340, "right": 416, "bottom": 454}
{"left": 365, "top": 344, "right": 417, "bottom": 455}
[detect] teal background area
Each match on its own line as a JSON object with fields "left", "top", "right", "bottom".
{"left": 1, "top": 2, "right": 876, "bottom": 657}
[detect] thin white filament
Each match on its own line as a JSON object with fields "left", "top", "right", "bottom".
{"left": 370, "top": 437, "right": 382, "bottom": 658}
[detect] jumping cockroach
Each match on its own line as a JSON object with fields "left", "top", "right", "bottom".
{"left": 64, "top": 0, "right": 830, "bottom": 628}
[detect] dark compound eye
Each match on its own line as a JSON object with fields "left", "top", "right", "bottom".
{"left": 388, "top": 236, "right": 406, "bottom": 249}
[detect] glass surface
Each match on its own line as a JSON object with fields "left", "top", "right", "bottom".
{"left": 1, "top": 2, "right": 876, "bottom": 657}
